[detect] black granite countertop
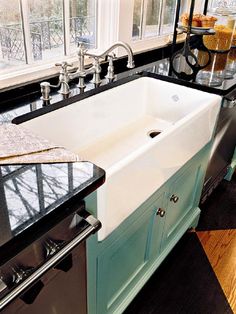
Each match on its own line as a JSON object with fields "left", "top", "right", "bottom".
{"left": 0, "top": 161, "right": 105, "bottom": 266}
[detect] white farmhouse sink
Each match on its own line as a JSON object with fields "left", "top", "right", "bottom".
{"left": 22, "top": 76, "right": 221, "bottom": 240}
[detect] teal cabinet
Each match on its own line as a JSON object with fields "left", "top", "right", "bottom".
{"left": 86, "top": 143, "right": 210, "bottom": 314}
{"left": 161, "top": 162, "right": 201, "bottom": 250}
{"left": 87, "top": 190, "right": 165, "bottom": 314}
{"left": 96, "top": 205, "right": 154, "bottom": 314}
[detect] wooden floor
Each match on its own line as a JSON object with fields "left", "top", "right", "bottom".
{"left": 197, "top": 230, "right": 236, "bottom": 313}
{"left": 196, "top": 173, "right": 236, "bottom": 313}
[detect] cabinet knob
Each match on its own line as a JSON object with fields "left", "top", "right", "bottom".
{"left": 170, "top": 194, "right": 179, "bottom": 203}
{"left": 156, "top": 208, "right": 165, "bottom": 217}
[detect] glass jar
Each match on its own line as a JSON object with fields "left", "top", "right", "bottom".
{"left": 225, "top": 30, "right": 236, "bottom": 78}
{"left": 197, "top": 50, "right": 229, "bottom": 86}
{"left": 196, "top": 10, "right": 236, "bottom": 86}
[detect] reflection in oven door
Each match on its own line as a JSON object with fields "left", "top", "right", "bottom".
{"left": 2, "top": 243, "right": 87, "bottom": 314}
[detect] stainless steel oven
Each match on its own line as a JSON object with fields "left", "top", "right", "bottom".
{"left": 0, "top": 202, "right": 100, "bottom": 314}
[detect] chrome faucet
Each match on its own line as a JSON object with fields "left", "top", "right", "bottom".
{"left": 54, "top": 61, "right": 73, "bottom": 94}
{"left": 40, "top": 61, "right": 73, "bottom": 102}
{"left": 68, "top": 43, "right": 100, "bottom": 88}
{"left": 40, "top": 41, "right": 135, "bottom": 100}
{"left": 71, "top": 41, "right": 135, "bottom": 88}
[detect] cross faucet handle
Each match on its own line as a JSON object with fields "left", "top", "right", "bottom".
{"left": 55, "top": 61, "right": 73, "bottom": 72}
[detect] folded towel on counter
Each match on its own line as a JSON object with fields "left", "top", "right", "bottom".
{"left": 0, "top": 123, "right": 80, "bottom": 164}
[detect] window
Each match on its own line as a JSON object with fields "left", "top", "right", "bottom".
{"left": 161, "top": 0, "right": 178, "bottom": 35}
{"left": 0, "top": 1, "right": 25, "bottom": 69}
{"left": 132, "top": 0, "right": 177, "bottom": 40}
{"left": 0, "top": 0, "right": 96, "bottom": 72}
{"left": 132, "top": 0, "right": 162, "bottom": 39}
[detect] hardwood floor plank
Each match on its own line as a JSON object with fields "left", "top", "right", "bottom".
{"left": 197, "top": 230, "right": 236, "bottom": 313}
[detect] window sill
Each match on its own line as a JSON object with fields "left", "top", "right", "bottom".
{"left": 0, "top": 57, "right": 82, "bottom": 93}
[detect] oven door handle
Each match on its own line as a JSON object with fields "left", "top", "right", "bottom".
{"left": 0, "top": 212, "right": 101, "bottom": 311}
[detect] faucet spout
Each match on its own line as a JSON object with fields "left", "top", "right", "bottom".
{"left": 104, "top": 41, "right": 135, "bottom": 69}
{"left": 86, "top": 41, "right": 135, "bottom": 69}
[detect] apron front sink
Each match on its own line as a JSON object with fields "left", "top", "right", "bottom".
{"left": 22, "top": 76, "right": 221, "bottom": 240}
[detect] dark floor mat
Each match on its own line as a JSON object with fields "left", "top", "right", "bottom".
{"left": 197, "top": 174, "right": 236, "bottom": 231}
{"left": 124, "top": 233, "right": 232, "bottom": 314}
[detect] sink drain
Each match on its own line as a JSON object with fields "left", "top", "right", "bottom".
{"left": 148, "top": 130, "right": 162, "bottom": 138}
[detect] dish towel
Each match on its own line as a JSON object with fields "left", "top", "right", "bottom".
{"left": 0, "top": 123, "right": 80, "bottom": 164}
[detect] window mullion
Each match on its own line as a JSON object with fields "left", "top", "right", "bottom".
{"left": 19, "top": 0, "right": 33, "bottom": 64}
{"left": 141, "top": 0, "right": 147, "bottom": 39}
{"left": 63, "top": 0, "right": 70, "bottom": 56}
{"left": 97, "top": 0, "right": 120, "bottom": 50}
{"left": 158, "top": 0, "right": 165, "bottom": 36}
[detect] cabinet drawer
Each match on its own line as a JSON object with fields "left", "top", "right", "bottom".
{"left": 162, "top": 163, "right": 201, "bottom": 248}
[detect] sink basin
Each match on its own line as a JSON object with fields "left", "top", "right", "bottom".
{"left": 21, "top": 76, "right": 221, "bottom": 240}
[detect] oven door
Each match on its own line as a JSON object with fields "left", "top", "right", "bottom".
{"left": 0, "top": 204, "right": 101, "bottom": 313}
{"left": 1, "top": 243, "right": 87, "bottom": 314}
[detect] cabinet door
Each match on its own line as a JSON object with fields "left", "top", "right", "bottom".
{"left": 148, "top": 192, "right": 166, "bottom": 260}
{"left": 96, "top": 203, "right": 155, "bottom": 314}
{"left": 162, "top": 163, "right": 201, "bottom": 249}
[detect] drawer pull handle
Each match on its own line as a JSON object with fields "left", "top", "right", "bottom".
{"left": 170, "top": 194, "right": 179, "bottom": 203}
{"left": 156, "top": 208, "right": 165, "bottom": 217}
